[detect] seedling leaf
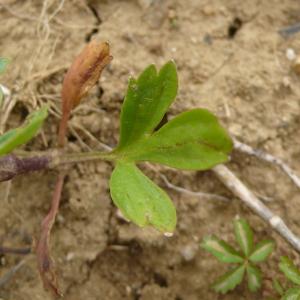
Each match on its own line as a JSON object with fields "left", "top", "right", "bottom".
{"left": 122, "top": 109, "right": 233, "bottom": 170}
{"left": 0, "top": 106, "right": 48, "bottom": 156}
{"left": 109, "top": 161, "right": 176, "bottom": 232}
{"left": 118, "top": 61, "right": 178, "bottom": 149}
{"left": 279, "top": 257, "right": 300, "bottom": 285}
{"left": 234, "top": 218, "right": 253, "bottom": 257}
{"left": 273, "top": 279, "right": 284, "bottom": 296}
{"left": 282, "top": 288, "right": 300, "bottom": 300}
{"left": 246, "top": 263, "right": 262, "bottom": 292}
{"left": 0, "top": 58, "right": 9, "bottom": 74}
{"left": 201, "top": 235, "right": 244, "bottom": 263}
{"left": 249, "top": 239, "right": 275, "bottom": 262}
{"left": 212, "top": 264, "right": 245, "bottom": 294}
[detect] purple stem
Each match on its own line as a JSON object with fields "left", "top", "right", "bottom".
{"left": 0, "top": 154, "right": 50, "bottom": 182}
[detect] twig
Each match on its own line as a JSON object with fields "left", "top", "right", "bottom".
{"left": 0, "top": 247, "right": 31, "bottom": 255}
{"left": 213, "top": 164, "right": 300, "bottom": 252}
{"left": 0, "top": 94, "right": 16, "bottom": 135}
{"left": 234, "top": 139, "right": 300, "bottom": 190}
{"left": 0, "top": 259, "right": 28, "bottom": 288}
{"left": 72, "top": 123, "right": 113, "bottom": 151}
{"left": 278, "top": 23, "right": 300, "bottom": 37}
{"left": 160, "top": 174, "right": 230, "bottom": 202}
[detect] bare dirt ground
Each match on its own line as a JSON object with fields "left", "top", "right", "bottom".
{"left": 0, "top": 0, "right": 300, "bottom": 299}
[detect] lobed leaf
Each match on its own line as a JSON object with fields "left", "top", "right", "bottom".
{"left": 118, "top": 61, "right": 178, "bottom": 149}
{"left": 246, "top": 264, "right": 262, "bottom": 292}
{"left": 201, "top": 235, "right": 244, "bottom": 263}
{"left": 234, "top": 218, "right": 253, "bottom": 257}
{"left": 249, "top": 239, "right": 275, "bottom": 263}
{"left": 119, "top": 109, "right": 233, "bottom": 170}
{"left": 0, "top": 106, "right": 48, "bottom": 156}
{"left": 282, "top": 288, "right": 300, "bottom": 300}
{"left": 109, "top": 161, "right": 176, "bottom": 233}
{"left": 279, "top": 257, "right": 300, "bottom": 285}
{"left": 212, "top": 264, "right": 245, "bottom": 294}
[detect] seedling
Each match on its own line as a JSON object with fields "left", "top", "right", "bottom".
{"left": 271, "top": 256, "right": 300, "bottom": 299}
{"left": 0, "top": 42, "right": 233, "bottom": 295}
{"left": 201, "top": 218, "right": 275, "bottom": 294}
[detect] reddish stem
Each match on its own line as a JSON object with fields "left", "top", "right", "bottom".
{"left": 36, "top": 174, "right": 65, "bottom": 297}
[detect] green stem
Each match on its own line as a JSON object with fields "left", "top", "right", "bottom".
{"left": 14, "top": 149, "right": 116, "bottom": 168}
{"left": 51, "top": 150, "right": 115, "bottom": 167}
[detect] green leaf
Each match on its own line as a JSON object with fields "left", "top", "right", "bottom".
{"left": 109, "top": 161, "right": 176, "bottom": 232}
{"left": 212, "top": 264, "right": 245, "bottom": 294}
{"left": 0, "top": 58, "right": 9, "bottom": 74}
{"left": 273, "top": 279, "right": 284, "bottom": 296}
{"left": 246, "top": 264, "right": 262, "bottom": 292}
{"left": 279, "top": 257, "right": 300, "bottom": 285}
{"left": 201, "top": 235, "right": 244, "bottom": 263}
{"left": 249, "top": 239, "right": 275, "bottom": 263}
{"left": 234, "top": 218, "right": 253, "bottom": 257}
{"left": 0, "top": 106, "right": 48, "bottom": 156}
{"left": 118, "top": 61, "right": 178, "bottom": 149}
{"left": 118, "top": 109, "right": 233, "bottom": 170}
{"left": 282, "top": 288, "right": 300, "bottom": 300}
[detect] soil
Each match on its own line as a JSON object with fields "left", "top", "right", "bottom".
{"left": 0, "top": 0, "right": 300, "bottom": 299}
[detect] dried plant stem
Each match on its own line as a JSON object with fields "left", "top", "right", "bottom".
{"left": 0, "top": 258, "right": 28, "bottom": 288}
{"left": 36, "top": 173, "right": 65, "bottom": 297}
{"left": 0, "top": 247, "right": 31, "bottom": 255}
{"left": 234, "top": 139, "right": 300, "bottom": 190}
{"left": 213, "top": 164, "right": 300, "bottom": 252}
{"left": 159, "top": 173, "right": 230, "bottom": 202}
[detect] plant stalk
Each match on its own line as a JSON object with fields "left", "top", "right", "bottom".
{"left": 0, "top": 150, "right": 115, "bottom": 182}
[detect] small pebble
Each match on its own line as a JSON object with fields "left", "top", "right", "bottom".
{"left": 66, "top": 252, "right": 75, "bottom": 261}
{"left": 180, "top": 244, "right": 198, "bottom": 261}
{"left": 286, "top": 48, "right": 296, "bottom": 61}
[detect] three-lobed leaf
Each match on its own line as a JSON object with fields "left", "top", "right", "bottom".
{"left": 234, "top": 218, "right": 254, "bottom": 257}
{"left": 109, "top": 161, "right": 176, "bottom": 232}
{"left": 249, "top": 239, "right": 275, "bottom": 263}
{"left": 212, "top": 264, "right": 245, "bottom": 294}
{"left": 117, "top": 61, "right": 178, "bottom": 149}
{"left": 119, "top": 109, "right": 233, "bottom": 170}
{"left": 279, "top": 257, "right": 300, "bottom": 285}
{"left": 282, "top": 288, "right": 300, "bottom": 300}
{"left": 201, "top": 235, "right": 244, "bottom": 263}
{"left": 0, "top": 106, "right": 48, "bottom": 156}
{"left": 246, "top": 264, "right": 262, "bottom": 292}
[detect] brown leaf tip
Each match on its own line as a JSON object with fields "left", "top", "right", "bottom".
{"left": 61, "top": 40, "right": 113, "bottom": 110}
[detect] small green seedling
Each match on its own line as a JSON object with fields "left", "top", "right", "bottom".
{"left": 0, "top": 42, "right": 233, "bottom": 295}
{"left": 201, "top": 218, "right": 275, "bottom": 294}
{"left": 272, "top": 256, "right": 300, "bottom": 299}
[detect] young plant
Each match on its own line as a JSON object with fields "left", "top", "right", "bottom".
{"left": 201, "top": 218, "right": 275, "bottom": 294}
{"left": 272, "top": 256, "right": 300, "bottom": 299}
{"left": 0, "top": 42, "right": 233, "bottom": 295}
